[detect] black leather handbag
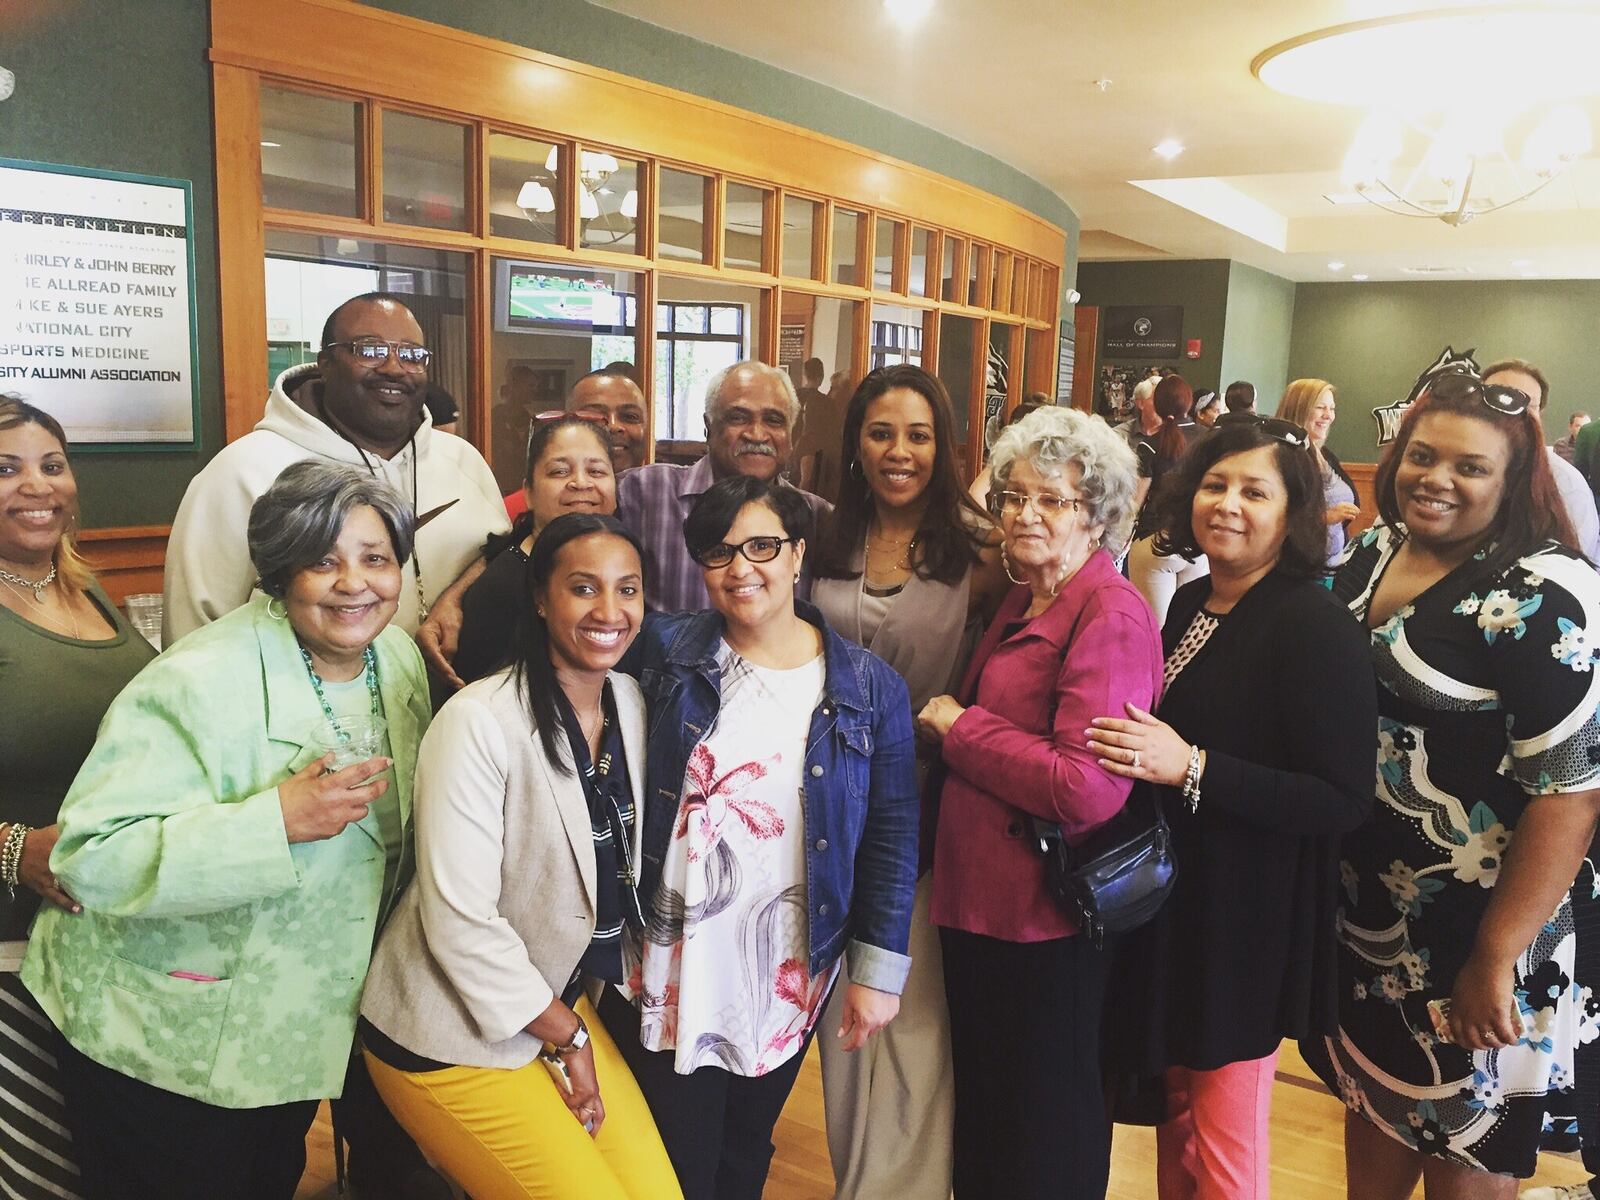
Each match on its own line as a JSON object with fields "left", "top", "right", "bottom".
{"left": 1030, "top": 786, "right": 1176, "bottom": 947}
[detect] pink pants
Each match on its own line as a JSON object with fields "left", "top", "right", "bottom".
{"left": 1155, "top": 1049, "right": 1279, "bottom": 1200}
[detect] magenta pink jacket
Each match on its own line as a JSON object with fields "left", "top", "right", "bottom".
{"left": 928, "top": 548, "right": 1163, "bottom": 942}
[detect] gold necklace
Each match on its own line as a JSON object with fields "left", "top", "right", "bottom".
{"left": 0, "top": 574, "right": 81, "bottom": 639}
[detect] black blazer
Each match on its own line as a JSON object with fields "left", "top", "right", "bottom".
{"left": 1104, "top": 569, "right": 1378, "bottom": 1074}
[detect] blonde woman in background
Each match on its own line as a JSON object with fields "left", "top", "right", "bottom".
{"left": 1276, "top": 379, "right": 1361, "bottom": 564}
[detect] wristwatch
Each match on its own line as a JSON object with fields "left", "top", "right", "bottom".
{"left": 550, "top": 1014, "right": 590, "bottom": 1056}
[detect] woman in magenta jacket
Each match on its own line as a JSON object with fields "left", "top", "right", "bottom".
{"left": 917, "top": 406, "right": 1162, "bottom": 1200}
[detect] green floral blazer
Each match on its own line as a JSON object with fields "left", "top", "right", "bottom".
{"left": 22, "top": 595, "right": 429, "bottom": 1108}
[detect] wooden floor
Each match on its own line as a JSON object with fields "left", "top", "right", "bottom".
{"left": 295, "top": 1043, "right": 1592, "bottom": 1198}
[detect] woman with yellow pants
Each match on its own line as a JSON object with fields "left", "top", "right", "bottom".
{"left": 359, "top": 515, "right": 679, "bottom": 1200}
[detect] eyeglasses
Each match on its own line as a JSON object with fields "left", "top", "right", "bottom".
{"left": 1426, "top": 370, "right": 1531, "bottom": 417}
{"left": 326, "top": 338, "right": 433, "bottom": 370}
{"left": 692, "top": 535, "right": 796, "bottom": 569}
{"left": 532, "top": 408, "right": 606, "bottom": 424}
{"left": 992, "top": 490, "right": 1082, "bottom": 519}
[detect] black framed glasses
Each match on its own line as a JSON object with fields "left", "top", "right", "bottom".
{"left": 692, "top": 535, "right": 796, "bottom": 569}
{"left": 1426, "top": 370, "right": 1531, "bottom": 416}
{"left": 326, "top": 337, "right": 433, "bottom": 370}
{"left": 992, "top": 490, "right": 1082, "bottom": 519}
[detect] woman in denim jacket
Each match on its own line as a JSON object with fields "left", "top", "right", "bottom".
{"left": 602, "top": 474, "right": 918, "bottom": 1200}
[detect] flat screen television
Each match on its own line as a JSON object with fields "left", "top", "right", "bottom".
{"left": 493, "top": 260, "right": 632, "bottom": 334}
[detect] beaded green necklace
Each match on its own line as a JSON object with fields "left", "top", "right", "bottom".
{"left": 299, "top": 644, "right": 380, "bottom": 738}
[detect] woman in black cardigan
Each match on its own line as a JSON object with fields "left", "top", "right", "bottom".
{"left": 1088, "top": 417, "right": 1378, "bottom": 1199}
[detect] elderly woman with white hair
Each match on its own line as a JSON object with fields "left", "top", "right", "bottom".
{"left": 915, "top": 406, "right": 1163, "bottom": 1200}
{"left": 23, "top": 460, "right": 430, "bottom": 1200}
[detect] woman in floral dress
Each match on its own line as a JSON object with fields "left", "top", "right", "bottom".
{"left": 1303, "top": 371, "right": 1600, "bottom": 1197}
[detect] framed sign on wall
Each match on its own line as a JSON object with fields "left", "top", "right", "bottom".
{"left": 0, "top": 157, "right": 200, "bottom": 448}
{"left": 1101, "top": 304, "right": 1182, "bottom": 360}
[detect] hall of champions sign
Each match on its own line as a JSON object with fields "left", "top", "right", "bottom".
{"left": 0, "top": 158, "right": 199, "bottom": 447}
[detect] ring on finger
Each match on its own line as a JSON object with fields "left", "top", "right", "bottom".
{"left": 1132, "top": 751, "right": 1141, "bottom": 771}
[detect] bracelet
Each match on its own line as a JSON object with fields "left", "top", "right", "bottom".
{"left": 1182, "top": 745, "right": 1204, "bottom": 813}
{"left": 0, "top": 823, "right": 32, "bottom": 899}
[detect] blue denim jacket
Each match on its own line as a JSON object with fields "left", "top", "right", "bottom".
{"left": 633, "top": 602, "right": 918, "bottom": 994}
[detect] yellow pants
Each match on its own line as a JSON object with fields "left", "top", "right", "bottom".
{"left": 364, "top": 996, "right": 682, "bottom": 1200}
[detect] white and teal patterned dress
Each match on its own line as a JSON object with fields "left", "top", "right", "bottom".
{"left": 1303, "top": 523, "right": 1600, "bottom": 1177}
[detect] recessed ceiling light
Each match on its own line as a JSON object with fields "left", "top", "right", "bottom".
{"left": 1152, "top": 139, "right": 1185, "bottom": 161}
{"left": 1328, "top": 261, "right": 1345, "bottom": 270}
{"left": 259, "top": 141, "right": 281, "bottom": 148}
{"left": 1352, "top": 273, "right": 1369, "bottom": 280}
{"left": 883, "top": 0, "right": 933, "bottom": 25}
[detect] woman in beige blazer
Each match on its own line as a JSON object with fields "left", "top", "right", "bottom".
{"left": 360, "top": 514, "right": 680, "bottom": 1200}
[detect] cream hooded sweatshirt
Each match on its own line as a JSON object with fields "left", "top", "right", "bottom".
{"left": 163, "top": 363, "right": 509, "bottom": 644}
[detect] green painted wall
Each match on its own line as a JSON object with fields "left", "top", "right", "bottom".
{"left": 5, "top": 1, "right": 221, "bottom": 527}
{"left": 1287, "top": 279, "right": 1600, "bottom": 465}
{"left": 1075, "top": 260, "right": 1232, "bottom": 397}
{"left": 1220, "top": 261, "right": 1296, "bottom": 415}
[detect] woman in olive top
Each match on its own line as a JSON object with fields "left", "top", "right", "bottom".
{"left": 0, "top": 397, "right": 155, "bottom": 1200}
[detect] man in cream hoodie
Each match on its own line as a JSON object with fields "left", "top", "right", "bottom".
{"left": 164, "top": 292, "right": 508, "bottom": 645}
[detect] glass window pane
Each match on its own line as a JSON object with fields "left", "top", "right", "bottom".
{"left": 991, "top": 251, "right": 1010, "bottom": 313}
{"left": 1025, "top": 326, "right": 1052, "bottom": 398}
{"left": 831, "top": 207, "right": 862, "bottom": 287}
{"left": 986, "top": 322, "right": 1016, "bottom": 446}
{"left": 260, "top": 86, "right": 360, "bottom": 217}
{"left": 489, "top": 257, "right": 641, "bottom": 490}
{"left": 783, "top": 293, "right": 860, "bottom": 503}
{"left": 869, "top": 302, "right": 923, "bottom": 372}
{"left": 381, "top": 110, "right": 468, "bottom": 231}
{"left": 968, "top": 244, "right": 988, "bottom": 307}
{"left": 909, "top": 227, "right": 931, "bottom": 298}
{"left": 782, "top": 196, "right": 819, "bottom": 278}
{"left": 709, "top": 305, "right": 742, "bottom": 335}
{"left": 873, "top": 217, "right": 902, "bottom": 292}
{"left": 654, "top": 277, "right": 763, "bottom": 455}
{"left": 724, "top": 182, "right": 770, "bottom": 272}
{"left": 577, "top": 151, "right": 641, "bottom": 255}
{"left": 265, "top": 231, "right": 472, "bottom": 439}
{"left": 658, "top": 167, "right": 709, "bottom": 263}
{"left": 488, "top": 132, "right": 562, "bottom": 244}
{"left": 941, "top": 236, "right": 961, "bottom": 303}
{"left": 939, "top": 314, "right": 976, "bottom": 479}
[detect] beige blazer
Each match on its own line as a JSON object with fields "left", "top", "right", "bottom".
{"left": 360, "top": 667, "right": 647, "bottom": 1070}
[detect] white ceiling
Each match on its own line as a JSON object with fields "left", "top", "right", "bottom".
{"left": 587, "top": 0, "right": 1600, "bottom": 282}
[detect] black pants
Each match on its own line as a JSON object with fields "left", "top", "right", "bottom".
{"left": 941, "top": 927, "right": 1113, "bottom": 1200}
{"left": 57, "top": 1038, "right": 319, "bottom": 1200}
{"left": 599, "top": 987, "right": 814, "bottom": 1200}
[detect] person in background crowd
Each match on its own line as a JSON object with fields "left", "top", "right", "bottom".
{"left": 793, "top": 356, "right": 842, "bottom": 503}
{"left": 1555, "top": 410, "right": 1590, "bottom": 465}
{"left": 1091, "top": 417, "right": 1377, "bottom": 1200}
{"left": 0, "top": 397, "right": 157, "bottom": 1200}
{"left": 163, "top": 292, "right": 508, "bottom": 642}
{"left": 809, "top": 365, "right": 1005, "bottom": 1200}
{"left": 1129, "top": 374, "right": 1213, "bottom": 624}
{"left": 918, "top": 406, "right": 1160, "bottom": 1200}
{"left": 1224, "top": 380, "right": 1257, "bottom": 415}
{"left": 1117, "top": 376, "right": 1163, "bottom": 446}
{"left": 1277, "top": 378, "right": 1363, "bottom": 564}
{"left": 447, "top": 414, "right": 617, "bottom": 691}
{"left": 1301, "top": 372, "right": 1600, "bottom": 1198}
{"left": 568, "top": 367, "right": 649, "bottom": 475}
{"left": 1193, "top": 389, "right": 1222, "bottom": 428}
{"left": 615, "top": 361, "right": 829, "bottom": 613}
{"left": 1483, "top": 359, "right": 1600, "bottom": 563}
{"left": 423, "top": 382, "right": 458, "bottom": 436}
{"left": 360, "top": 514, "right": 681, "bottom": 1200}
{"left": 608, "top": 475, "right": 917, "bottom": 1200}
{"left": 24, "top": 462, "right": 435, "bottom": 1200}
{"left": 970, "top": 394, "right": 1050, "bottom": 509}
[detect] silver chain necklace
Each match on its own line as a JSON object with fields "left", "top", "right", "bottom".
{"left": 0, "top": 562, "right": 55, "bottom": 602}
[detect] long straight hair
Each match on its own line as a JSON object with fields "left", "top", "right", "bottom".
{"left": 512, "top": 513, "right": 644, "bottom": 772}
{"left": 0, "top": 396, "right": 94, "bottom": 593}
{"left": 811, "top": 365, "right": 990, "bottom": 584}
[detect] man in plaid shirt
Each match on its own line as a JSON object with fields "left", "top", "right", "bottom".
{"left": 618, "top": 359, "right": 830, "bottom": 613}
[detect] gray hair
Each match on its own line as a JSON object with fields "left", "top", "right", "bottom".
{"left": 248, "top": 460, "right": 415, "bottom": 598}
{"left": 704, "top": 359, "right": 800, "bottom": 426}
{"left": 991, "top": 406, "right": 1140, "bottom": 547}
{"left": 1132, "top": 377, "right": 1159, "bottom": 406}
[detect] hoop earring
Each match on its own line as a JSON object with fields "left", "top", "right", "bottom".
{"left": 266, "top": 597, "right": 288, "bottom": 620}
{"left": 849, "top": 459, "right": 865, "bottom": 482}
{"left": 1001, "top": 543, "right": 1026, "bottom": 586}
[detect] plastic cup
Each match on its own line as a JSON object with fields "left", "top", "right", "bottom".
{"left": 309, "top": 714, "right": 387, "bottom": 772}
{"left": 125, "top": 593, "right": 163, "bottom": 649}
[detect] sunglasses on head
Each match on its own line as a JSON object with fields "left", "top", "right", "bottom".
{"left": 1425, "top": 371, "right": 1531, "bottom": 417}
{"left": 1219, "top": 413, "right": 1310, "bottom": 448}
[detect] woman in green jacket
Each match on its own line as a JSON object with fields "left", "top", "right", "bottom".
{"left": 22, "top": 461, "right": 431, "bottom": 1200}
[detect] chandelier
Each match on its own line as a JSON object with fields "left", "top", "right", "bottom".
{"left": 1253, "top": 7, "right": 1599, "bottom": 226}
{"left": 515, "top": 148, "right": 638, "bottom": 241}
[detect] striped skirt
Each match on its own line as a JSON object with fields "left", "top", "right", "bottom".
{"left": 0, "top": 970, "right": 82, "bottom": 1200}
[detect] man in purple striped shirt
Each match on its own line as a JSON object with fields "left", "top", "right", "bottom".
{"left": 618, "top": 360, "right": 830, "bottom": 613}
